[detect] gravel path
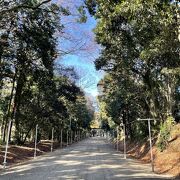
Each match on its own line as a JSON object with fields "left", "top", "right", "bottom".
{"left": 0, "top": 137, "right": 173, "bottom": 180}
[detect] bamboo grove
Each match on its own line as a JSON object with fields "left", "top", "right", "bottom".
{"left": 0, "top": 0, "right": 94, "bottom": 145}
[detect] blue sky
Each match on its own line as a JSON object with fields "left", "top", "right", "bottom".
{"left": 56, "top": 0, "right": 104, "bottom": 97}
{"left": 60, "top": 55, "right": 103, "bottom": 97}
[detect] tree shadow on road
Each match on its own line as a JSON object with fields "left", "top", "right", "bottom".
{"left": 0, "top": 137, "right": 175, "bottom": 180}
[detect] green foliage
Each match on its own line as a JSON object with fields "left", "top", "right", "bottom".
{"left": 76, "top": 6, "right": 87, "bottom": 23}
{"left": 88, "top": 0, "right": 179, "bottom": 139}
{"left": 0, "top": 1, "right": 94, "bottom": 144}
{"left": 157, "top": 116, "right": 175, "bottom": 152}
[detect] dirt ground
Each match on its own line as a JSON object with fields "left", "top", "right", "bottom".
{"left": 0, "top": 137, "right": 173, "bottom": 180}
{"left": 0, "top": 140, "right": 64, "bottom": 166}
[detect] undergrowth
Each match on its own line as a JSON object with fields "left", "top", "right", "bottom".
{"left": 157, "top": 116, "right": 175, "bottom": 152}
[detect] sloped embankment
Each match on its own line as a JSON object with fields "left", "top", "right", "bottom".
{"left": 118, "top": 124, "right": 180, "bottom": 178}
{"left": 0, "top": 140, "right": 62, "bottom": 168}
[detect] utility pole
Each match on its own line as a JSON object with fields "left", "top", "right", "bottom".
{"left": 137, "top": 118, "right": 155, "bottom": 172}
{"left": 3, "top": 120, "right": 12, "bottom": 169}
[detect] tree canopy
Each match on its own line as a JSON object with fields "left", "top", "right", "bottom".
{"left": 86, "top": 0, "right": 180, "bottom": 138}
{"left": 0, "top": 0, "right": 94, "bottom": 144}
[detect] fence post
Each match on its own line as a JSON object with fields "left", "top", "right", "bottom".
{"left": 3, "top": 120, "right": 12, "bottom": 169}
{"left": 117, "top": 126, "right": 119, "bottom": 151}
{"left": 34, "top": 124, "right": 38, "bottom": 158}
{"left": 51, "top": 128, "right": 54, "bottom": 152}
{"left": 137, "top": 118, "right": 155, "bottom": 172}
{"left": 123, "top": 124, "right": 126, "bottom": 159}
{"left": 148, "top": 119, "right": 154, "bottom": 172}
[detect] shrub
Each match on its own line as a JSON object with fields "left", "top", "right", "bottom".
{"left": 157, "top": 116, "right": 175, "bottom": 152}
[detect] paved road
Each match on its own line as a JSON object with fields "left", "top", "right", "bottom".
{"left": 0, "top": 137, "right": 173, "bottom": 180}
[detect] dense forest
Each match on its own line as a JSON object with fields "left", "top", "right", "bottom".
{"left": 0, "top": 0, "right": 94, "bottom": 145}
{"left": 0, "top": 1, "right": 179, "bottom": 178}
{"left": 85, "top": 0, "right": 180, "bottom": 150}
{"left": 0, "top": 0, "right": 179, "bottom": 153}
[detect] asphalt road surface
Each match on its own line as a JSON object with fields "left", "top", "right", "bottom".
{"left": 0, "top": 137, "right": 174, "bottom": 180}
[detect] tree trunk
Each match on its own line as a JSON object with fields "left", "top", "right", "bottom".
{"left": 22, "top": 123, "right": 36, "bottom": 144}
{"left": 143, "top": 70, "right": 159, "bottom": 118}
{"left": 2, "top": 119, "right": 7, "bottom": 142}
{"left": 2, "top": 71, "right": 17, "bottom": 142}
{"left": 14, "top": 70, "right": 26, "bottom": 144}
{"left": 1, "top": 116, "right": 5, "bottom": 139}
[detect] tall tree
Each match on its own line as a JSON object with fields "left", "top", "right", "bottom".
{"left": 86, "top": 0, "right": 180, "bottom": 137}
